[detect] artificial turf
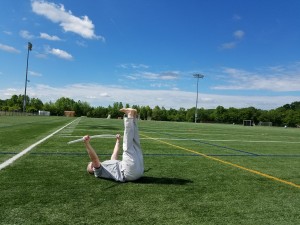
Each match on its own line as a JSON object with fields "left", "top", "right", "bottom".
{"left": 0, "top": 116, "right": 299, "bottom": 224}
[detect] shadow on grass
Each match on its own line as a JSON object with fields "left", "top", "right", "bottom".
{"left": 102, "top": 176, "right": 193, "bottom": 190}
{"left": 134, "top": 176, "right": 193, "bottom": 185}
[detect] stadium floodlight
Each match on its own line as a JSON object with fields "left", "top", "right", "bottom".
{"left": 193, "top": 73, "right": 204, "bottom": 123}
{"left": 23, "top": 42, "right": 32, "bottom": 112}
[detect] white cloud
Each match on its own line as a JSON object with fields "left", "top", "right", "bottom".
{"left": 1, "top": 83, "right": 298, "bottom": 110}
{"left": 160, "top": 71, "right": 180, "bottom": 80}
{"left": 220, "top": 30, "right": 245, "bottom": 49}
{"left": 48, "top": 48, "right": 73, "bottom": 60}
{"left": 129, "top": 71, "right": 179, "bottom": 81}
{"left": 233, "top": 14, "right": 242, "bottom": 21}
{"left": 100, "top": 92, "right": 110, "bottom": 97}
{"left": 76, "top": 40, "right": 87, "bottom": 47}
{"left": 3, "top": 31, "right": 12, "bottom": 35}
{"left": 35, "top": 53, "right": 48, "bottom": 59}
{"left": 150, "top": 82, "right": 175, "bottom": 88}
{"left": 29, "top": 71, "right": 42, "bottom": 77}
{"left": 119, "top": 63, "right": 149, "bottom": 69}
{"left": 0, "top": 43, "right": 21, "bottom": 53}
{"left": 142, "top": 72, "right": 162, "bottom": 80}
{"left": 220, "top": 42, "right": 236, "bottom": 49}
{"left": 40, "top": 32, "right": 61, "bottom": 41}
{"left": 31, "top": 0, "right": 104, "bottom": 41}
{"left": 126, "top": 75, "right": 137, "bottom": 80}
{"left": 233, "top": 30, "right": 245, "bottom": 39}
{"left": 0, "top": 88, "right": 19, "bottom": 97}
{"left": 19, "top": 30, "right": 34, "bottom": 39}
{"left": 213, "top": 64, "right": 300, "bottom": 91}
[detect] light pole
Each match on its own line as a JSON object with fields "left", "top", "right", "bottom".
{"left": 193, "top": 73, "right": 204, "bottom": 123}
{"left": 23, "top": 42, "right": 32, "bottom": 113}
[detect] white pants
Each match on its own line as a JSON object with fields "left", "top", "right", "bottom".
{"left": 121, "top": 117, "right": 144, "bottom": 181}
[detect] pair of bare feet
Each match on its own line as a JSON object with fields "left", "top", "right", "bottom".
{"left": 120, "top": 108, "right": 137, "bottom": 118}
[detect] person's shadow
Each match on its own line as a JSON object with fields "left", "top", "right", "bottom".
{"left": 134, "top": 176, "right": 193, "bottom": 185}
{"left": 133, "top": 168, "right": 193, "bottom": 185}
{"left": 102, "top": 168, "right": 193, "bottom": 190}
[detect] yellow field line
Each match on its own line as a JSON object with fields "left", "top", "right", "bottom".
{"left": 141, "top": 133, "right": 300, "bottom": 189}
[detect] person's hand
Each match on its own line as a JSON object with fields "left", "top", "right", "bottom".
{"left": 83, "top": 135, "right": 90, "bottom": 143}
{"left": 116, "top": 134, "right": 121, "bottom": 141}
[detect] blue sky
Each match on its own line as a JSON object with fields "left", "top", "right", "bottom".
{"left": 0, "top": 0, "right": 299, "bottom": 109}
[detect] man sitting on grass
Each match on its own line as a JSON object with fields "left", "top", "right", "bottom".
{"left": 83, "top": 108, "right": 144, "bottom": 182}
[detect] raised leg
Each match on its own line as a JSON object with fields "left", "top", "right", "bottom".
{"left": 119, "top": 108, "right": 144, "bottom": 180}
{"left": 120, "top": 108, "right": 138, "bottom": 152}
{"left": 111, "top": 134, "right": 121, "bottom": 160}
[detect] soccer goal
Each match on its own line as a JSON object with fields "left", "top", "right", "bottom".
{"left": 38, "top": 110, "right": 50, "bottom": 116}
{"left": 258, "top": 121, "right": 272, "bottom": 126}
{"left": 243, "top": 120, "right": 253, "bottom": 126}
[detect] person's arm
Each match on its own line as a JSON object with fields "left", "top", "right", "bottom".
{"left": 111, "top": 134, "right": 121, "bottom": 160}
{"left": 83, "top": 135, "right": 101, "bottom": 168}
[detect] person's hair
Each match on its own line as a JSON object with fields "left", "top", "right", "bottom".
{"left": 87, "top": 162, "right": 94, "bottom": 175}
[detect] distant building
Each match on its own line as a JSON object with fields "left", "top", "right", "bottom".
{"left": 64, "top": 111, "right": 75, "bottom": 117}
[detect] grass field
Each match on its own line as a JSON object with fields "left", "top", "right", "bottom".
{"left": 0, "top": 116, "right": 300, "bottom": 225}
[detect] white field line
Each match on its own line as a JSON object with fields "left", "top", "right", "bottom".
{"left": 59, "top": 135, "right": 300, "bottom": 144}
{"left": 142, "top": 131, "right": 256, "bottom": 136}
{"left": 0, "top": 118, "right": 81, "bottom": 171}
{"left": 140, "top": 137, "right": 300, "bottom": 144}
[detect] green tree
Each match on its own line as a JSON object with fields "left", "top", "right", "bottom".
{"left": 213, "top": 106, "right": 227, "bottom": 123}
{"left": 186, "top": 107, "right": 195, "bottom": 122}
{"left": 139, "top": 106, "right": 147, "bottom": 120}
{"left": 138, "top": 105, "right": 153, "bottom": 120}
{"left": 265, "top": 109, "right": 283, "bottom": 126}
{"left": 109, "top": 102, "right": 124, "bottom": 118}
{"left": 227, "top": 107, "right": 239, "bottom": 124}
{"left": 238, "top": 107, "right": 260, "bottom": 124}
{"left": 152, "top": 106, "right": 162, "bottom": 121}
{"left": 7, "top": 95, "right": 24, "bottom": 111}
{"left": 73, "top": 101, "right": 91, "bottom": 117}
{"left": 198, "top": 107, "right": 210, "bottom": 122}
{"left": 28, "top": 98, "right": 44, "bottom": 112}
{"left": 282, "top": 110, "right": 300, "bottom": 127}
{"left": 55, "top": 97, "right": 76, "bottom": 116}
{"left": 88, "top": 106, "right": 108, "bottom": 118}
{"left": 177, "top": 107, "right": 187, "bottom": 122}
{"left": 43, "top": 101, "right": 58, "bottom": 116}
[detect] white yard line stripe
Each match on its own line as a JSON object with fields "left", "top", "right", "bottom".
{"left": 58, "top": 135, "right": 300, "bottom": 144}
{"left": 141, "top": 137, "right": 300, "bottom": 144}
{"left": 0, "top": 118, "right": 80, "bottom": 171}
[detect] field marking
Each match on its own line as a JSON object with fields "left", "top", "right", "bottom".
{"left": 0, "top": 118, "right": 81, "bottom": 171}
{"left": 59, "top": 135, "right": 300, "bottom": 144}
{"left": 141, "top": 137, "right": 300, "bottom": 144}
{"left": 140, "top": 133, "right": 300, "bottom": 189}
{"left": 1, "top": 151, "right": 300, "bottom": 158}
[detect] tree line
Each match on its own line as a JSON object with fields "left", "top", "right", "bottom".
{"left": 1, "top": 94, "right": 300, "bottom": 127}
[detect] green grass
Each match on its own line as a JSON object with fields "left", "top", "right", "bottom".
{"left": 0, "top": 116, "right": 74, "bottom": 163}
{"left": 0, "top": 116, "right": 300, "bottom": 224}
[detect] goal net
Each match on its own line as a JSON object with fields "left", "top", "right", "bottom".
{"left": 243, "top": 120, "right": 252, "bottom": 126}
{"left": 258, "top": 121, "right": 272, "bottom": 126}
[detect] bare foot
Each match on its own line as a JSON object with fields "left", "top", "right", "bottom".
{"left": 120, "top": 108, "right": 137, "bottom": 118}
